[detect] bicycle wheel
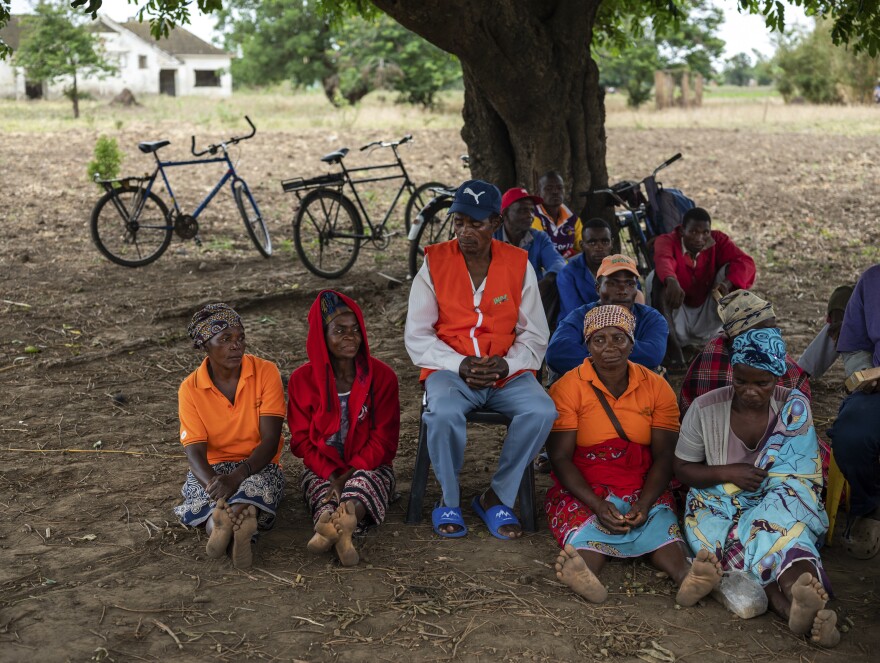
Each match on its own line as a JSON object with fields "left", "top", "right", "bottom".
{"left": 293, "top": 189, "right": 363, "bottom": 279}
{"left": 90, "top": 185, "right": 172, "bottom": 267}
{"left": 233, "top": 179, "right": 271, "bottom": 258}
{"left": 404, "top": 181, "right": 447, "bottom": 234}
{"left": 625, "top": 220, "right": 654, "bottom": 276}
{"left": 408, "top": 198, "right": 454, "bottom": 277}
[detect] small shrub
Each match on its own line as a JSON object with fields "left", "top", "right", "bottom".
{"left": 87, "top": 135, "right": 123, "bottom": 185}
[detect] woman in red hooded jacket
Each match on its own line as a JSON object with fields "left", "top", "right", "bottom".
{"left": 288, "top": 290, "right": 400, "bottom": 566}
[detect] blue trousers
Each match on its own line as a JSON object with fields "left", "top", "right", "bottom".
{"left": 829, "top": 391, "right": 880, "bottom": 517}
{"left": 423, "top": 370, "right": 557, "bottom": 509}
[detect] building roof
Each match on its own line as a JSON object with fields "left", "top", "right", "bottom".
{"left": 0, "top": 16, "right": 22, "bottom": 50}
{"left": 0, "top": 14, "right": 227, "bottom": 57}
{"left": 118, "top": 20, "right": 228, "bottom": 56}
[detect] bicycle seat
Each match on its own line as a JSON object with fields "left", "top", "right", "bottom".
{"left": 320, "top": 148, "right": 349, "bottom": 164}
{"left": 138, "top": 140, "right": 171, "bottom": 154}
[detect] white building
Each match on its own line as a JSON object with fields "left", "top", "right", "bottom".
{"left": 0, "top": 14, "right": 232, "bottom": 99}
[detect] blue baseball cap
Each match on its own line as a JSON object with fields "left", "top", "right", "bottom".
{"left": 448, "top": 179, "right": 502, "bottom": 221}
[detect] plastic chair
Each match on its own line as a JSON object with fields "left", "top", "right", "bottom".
{"left": 825, "top": 451, "right": 851, "bottom": 545}
{"left": 405, "top": 394, "right": 539, "bottom": 532}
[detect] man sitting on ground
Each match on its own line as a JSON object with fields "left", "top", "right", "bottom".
{"left": 547, "top": 254, "right": 668, "bottom": 377}
{"left": 679, "top": 289, "right": 810, "bottom": 419}
{"left": 532, "top": 170, "right": 583, "bottom": 260}
{"left": 405, "top": 179, "right": 558, "bottom": 540}
{"left": 650, "top": 207, "right": 756, "bottom": 369}
{"left": 495, "top": 187, "right": 566, "bottom": 326}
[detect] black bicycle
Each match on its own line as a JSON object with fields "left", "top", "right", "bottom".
{"left": 90, "top": 116, "right": 270, "bottom": 267}
{"left": 406, "top": 155, "right": 470, "bottom": 277}
{"left": 585, "top": 153, "right": 685, "bottom": 276}
{"left": 282, "top": 135, "right": 446, "bottom": 278}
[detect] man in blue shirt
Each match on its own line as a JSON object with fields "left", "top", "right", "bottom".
{"left": 495, "top": 188, "right": 566, "bottom": 326}
{"left": 556, "top": 218, "right": 614, "bottom": 320}
{"left": 547, "top": 254, "right": 668, "bottom": 376}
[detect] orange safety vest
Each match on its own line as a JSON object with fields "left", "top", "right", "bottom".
{"left": 421, "top": 239, "right": 530, "bottom": 387}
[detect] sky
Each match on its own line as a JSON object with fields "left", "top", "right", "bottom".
{"left": 10, "top": 0, "right": 810, "bottom": 61}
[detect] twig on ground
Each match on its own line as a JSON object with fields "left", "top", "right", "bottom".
{"left": 150, "top": 619, "right": 183, "bottom": 650}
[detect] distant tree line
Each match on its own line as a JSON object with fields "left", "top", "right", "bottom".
{"left": 597, "top": 2, "right": 879, "bottom": 108}
{"left": 214, "top": 0, "right": 461, "bottom": 108}
{"left": 774, "top": 19, "right": 879, "bottom": 104}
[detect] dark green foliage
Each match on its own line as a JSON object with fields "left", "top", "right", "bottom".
{"left": 13, "top": 1, "right": 117, "bottom": 117}
{"left": 87, "top": 135, "right": 123, "bottom": 184}
{"left": 774, "top": 19, "right": 880, "bottom": 103}
{"left": 723, "top": 52, "right": 754, "bottom": 86}
{"left": 334, "top": 14, "right": 460, "bottom": 107}
{"left": 596, "top": 1, "right": 724, "bottom": 108}
{"left": 214, "top": 0, "right": 334, "bottom": 90}
{"left": 215, "top": 0, "right": 460, "bottom": 107}
{"left": 722, "top": 50, "right": 774, "bottom": 87}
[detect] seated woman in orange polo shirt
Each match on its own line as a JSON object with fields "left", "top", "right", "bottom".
{"left": 174, "top": 304, "right": 286, "bottom": 570}
{"left": 545, "top": 305, "right": 722, "bottom": 605}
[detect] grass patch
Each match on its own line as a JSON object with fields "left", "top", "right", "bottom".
{"left": 204, "top": 236, "right": 235, "bottom": 252}
{"left": 2, "top": 84, "right": 876, "bottom": 136}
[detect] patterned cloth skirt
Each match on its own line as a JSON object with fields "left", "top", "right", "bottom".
{"left": 544, "top": 438, "right": 682, "bottom": 557}
{"left": 173, "top": 461, "right": 286, "bottom": 530}
{"left": 301, "top": 465, "right": 396, "bottom": 530}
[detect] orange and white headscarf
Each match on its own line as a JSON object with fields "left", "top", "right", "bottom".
{"left": 583, "top": 305, "right": 636, "bottom": 344}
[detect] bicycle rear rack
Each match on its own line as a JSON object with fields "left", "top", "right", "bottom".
{"left": 94, "top": 174, "right": 152, "bottom": 195}
{"left": 281, "top": 172, "right": 345, "bottom": 194}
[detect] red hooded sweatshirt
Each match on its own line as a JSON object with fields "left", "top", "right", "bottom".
{"left": 287, "top": 290, "right": 400, "bottom": 479}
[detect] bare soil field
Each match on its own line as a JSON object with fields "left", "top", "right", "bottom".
{"left": 1, "top": 107, "right": 879, "bottom": 662}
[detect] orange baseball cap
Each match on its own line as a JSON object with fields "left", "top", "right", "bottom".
{"left": 596, "top": 254, "right": 640, "bottom": 278}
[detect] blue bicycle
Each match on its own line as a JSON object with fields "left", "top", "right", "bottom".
{"left": 90, "top": 116, "right": 270, "bottom": 267}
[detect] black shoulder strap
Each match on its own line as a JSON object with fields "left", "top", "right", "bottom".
{"left": 589, "top": 383, "right": 632, "bottom": 443}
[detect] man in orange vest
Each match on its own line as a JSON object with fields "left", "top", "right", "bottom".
{"left": 405, "top": 180, "right": 558, "bottom": 540}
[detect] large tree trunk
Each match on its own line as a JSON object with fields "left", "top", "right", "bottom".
{"left": 372, "top": 0, "right": 608, "bottom": 216}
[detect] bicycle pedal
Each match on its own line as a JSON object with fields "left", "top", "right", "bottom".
{"left": 193, "top": 235, "right": 203, "bottom": 247}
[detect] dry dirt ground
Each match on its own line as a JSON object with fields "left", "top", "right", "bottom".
{"left": 1, "top": 120, "right": 878, "bottom": 663}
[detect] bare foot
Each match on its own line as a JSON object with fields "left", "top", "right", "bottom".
{"left": 332, "top": 501, "right": 359, "bottom": 567}
{"left": 230, "top": 505, "right": 258, "bottom": 570}
{"left": 554, "top": 544, "right": 607, "bottom": 603}
{"left": 307, "top": 511, "right": 339, "bottom": 554}
{"left": 676, "top": 549, "right": 724, "bottom": 607}
{"left": 810, "top": 609, "right": 841, "bottom": 647}
{"left": 206, "top": 499, "right": 233, "bottom": 559}
{"left": 789, "top": 573, "right": 828, "bottom": 635}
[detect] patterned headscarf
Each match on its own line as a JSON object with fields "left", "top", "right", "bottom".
{"left": 320, "top": 291, "right": 353, "bottom": 328}
{"left": 717, "top": 290, "right": 775, "bottom": 336}
{"left": 187, "top": 303, "right": 243, "bottom": 349}
{"left": 583, "top": 304, "right": 636, "bottom": 344}
{"left": 730, "top": 327, "right": 787, "bottom": 377}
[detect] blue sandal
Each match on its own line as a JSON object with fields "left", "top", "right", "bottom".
{"left": 471, "top": 495, "right": 521, "bottom": 540}
{"left": 431, "top": 503, "right": 468, "bottom": 538}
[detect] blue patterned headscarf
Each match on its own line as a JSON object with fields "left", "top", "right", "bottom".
{"left": 731, "top": 327, "right": 787, "bottom": 377}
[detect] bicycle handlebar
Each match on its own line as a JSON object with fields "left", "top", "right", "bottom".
{"left": 652, "top": 152, "right": 681, "bottom": 178}
{"left": 588, "top": 187, "right": 632, "bottom": 209}
{"left": 582, "top": 153, "right": 682, "bottom": 204}
{"left": 359, "top": 134, "right": 414, "bottom": 151}
{"left": 191, "top": 115, "right": 257, "bottom": 157}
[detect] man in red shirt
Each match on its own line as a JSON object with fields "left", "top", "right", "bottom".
{"left": 649, "top": 207, "right": 756, "bottom": 369}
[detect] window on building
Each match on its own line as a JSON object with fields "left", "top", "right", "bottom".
{"left": 194, "top": 70, "right": 222, "bottom": 87}
{"left": 138, "top": 55, "right": 147, "bottom": 69}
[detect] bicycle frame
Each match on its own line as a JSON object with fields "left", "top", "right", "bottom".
{"left": 336, "top": 145, "right": 416, "bottom": 240}
{"left": 140, "top": 149, "right": 245, "bottom": 225}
